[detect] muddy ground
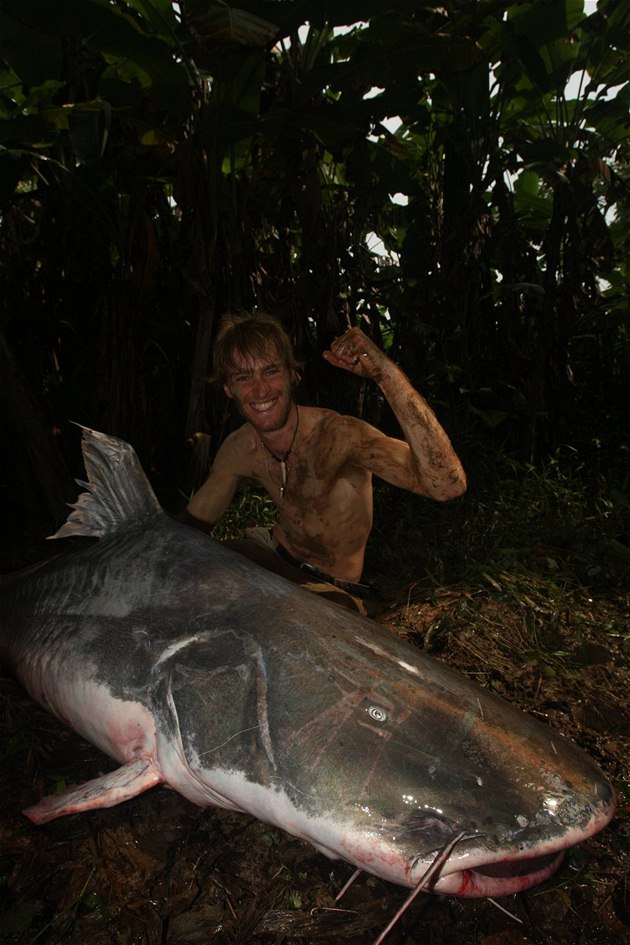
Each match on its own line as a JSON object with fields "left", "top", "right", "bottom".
{"left": 1, "top": 578, "right": 629, "bottom": 945}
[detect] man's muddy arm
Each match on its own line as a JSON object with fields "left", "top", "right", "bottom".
{"left": 179, "top": 441, "right": 242, "bottom": 533}
{"left": 323, "top": 327, "right": 466, "bottom": 500}
{"left": 372, "top": 359, "right": 466, "bottom": 499}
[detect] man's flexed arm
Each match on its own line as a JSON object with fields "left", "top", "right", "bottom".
{"left": 323, "top": 326, "right": 467, "bottom": 500}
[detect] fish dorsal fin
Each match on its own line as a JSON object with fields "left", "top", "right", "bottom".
{"left": 49, "top": 425, "right": 162, "bottom": 540}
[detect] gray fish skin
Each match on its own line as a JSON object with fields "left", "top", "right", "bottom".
{"left": 0, "top": 428, "right": 615, "bottom": 897}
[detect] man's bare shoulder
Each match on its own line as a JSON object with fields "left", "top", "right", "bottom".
{"left": 302, "top": 404, "right": 365, "bottom": 434}
{"left": 308, "top": 406, "right": 384, "bottom": 445}
{"left": 300, "top": 405, "right": 357, "bottom": 448}
{"left": 214, "top": 423, "right": 257, "bottom": 470}
{"left": 300, "top": 407, "right": 388, "bottom": 479}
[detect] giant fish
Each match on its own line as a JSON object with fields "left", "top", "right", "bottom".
{"left": 0, "top": 428, "right": 615, "bottom": 914}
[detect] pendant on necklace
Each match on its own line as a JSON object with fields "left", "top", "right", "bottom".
{"left": 260, "top": 406, "right": 300, "bottom": 500}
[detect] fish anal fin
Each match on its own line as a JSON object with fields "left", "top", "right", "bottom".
{"left": 22, "top": 758, "right": 163, "bottom": 825}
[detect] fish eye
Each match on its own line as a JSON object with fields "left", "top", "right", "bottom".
{"left": 367, "top": 705, "right": 387, "bottom": 722}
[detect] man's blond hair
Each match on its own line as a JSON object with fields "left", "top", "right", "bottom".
{"left": 212, "top": 313, "right": 301, "bottom": 386}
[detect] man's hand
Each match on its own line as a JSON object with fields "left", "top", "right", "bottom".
{"left": 322, "top": 327, "right": 384, "bottom": 380}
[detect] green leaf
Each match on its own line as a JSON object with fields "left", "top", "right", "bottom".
{"left": 0, "top": 150, "right": 30, "bottom": 208}
{"left": 196, "top": 103, "right": 260, "bottom": 148}
{"left": 0, "top": 114, "right": 57, "bottom": 146}
{"left": 2, "top": 0, "right": 191, "bottom": 118}
{"left": 125, "top": 0, "right": 180, "bottom": 37}
{"left": 0, "top": 10, "right": 62, "bottom": 89}
{"left": 324, "top": 34, "right": 482, "bottom": 95}
{"left": 68, "top": 101, "right": 112, "bottom": 167}
{"left": 1, "top": 0, "right": 135, "bottom": 41}
{"left": 468, "top": 406, "right": 509, "bottom": 429}
{"left": 184, "top": 1, "right": 279, "bottom": 46}
{"left": 583, "top": 85, "right": 630, "bottom": 145}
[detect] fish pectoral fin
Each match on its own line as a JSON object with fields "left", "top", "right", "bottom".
{"left": 22, "top": 758, "right": 163, "bottom": 825}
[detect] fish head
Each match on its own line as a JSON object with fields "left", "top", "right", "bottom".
{"left": 271, "top": 632, "right": 616, "bottom": 896}
{"left": 152, "top": 606, "right": 615, "bottom": 899}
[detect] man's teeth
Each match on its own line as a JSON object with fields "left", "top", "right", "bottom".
{"left": 253, "top": 401, "right": 275, "bottom": 411}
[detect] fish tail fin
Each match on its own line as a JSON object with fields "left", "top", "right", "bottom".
{"left": 49, "top": 425, "right": 162, "bottom": 540}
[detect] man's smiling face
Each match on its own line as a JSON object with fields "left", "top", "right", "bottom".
{"left": 224, "top": 345, "right": 295, "bottom": 434}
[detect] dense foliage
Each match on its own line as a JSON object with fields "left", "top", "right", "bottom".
{"left": 0, "top": 0, "right": 628, "bottom": 547}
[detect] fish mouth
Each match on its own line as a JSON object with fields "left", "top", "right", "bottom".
{"left": 400, "top": 788, "right": 616, "bottom": 899}
{"left": 429, "top": 849, "right": 565, "bottom": 897}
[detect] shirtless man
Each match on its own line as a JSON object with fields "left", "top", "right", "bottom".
{"left": 181, "top": 313, "right": 466, "bottom": 611}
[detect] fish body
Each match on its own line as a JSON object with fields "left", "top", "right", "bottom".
{"left": 0, "top": 428, "right": 615, "bottom": 897}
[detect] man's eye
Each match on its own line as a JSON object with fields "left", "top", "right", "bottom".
{"left": 265, "top": 367, "right": 279, "bottom": 377}
{"left": 234, "top": 375, "right": 250, "bottom": 383}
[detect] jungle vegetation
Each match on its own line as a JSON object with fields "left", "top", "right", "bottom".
{"left": 0, "top": 0, "right": 628, "bottom": 588}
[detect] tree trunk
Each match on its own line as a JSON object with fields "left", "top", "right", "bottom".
{"left": 0, "top": 328, "right": 74, "bottom": 540}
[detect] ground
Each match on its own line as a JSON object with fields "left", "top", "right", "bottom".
{"left": 1, "top": 576, "right": 628, "bottom": 945}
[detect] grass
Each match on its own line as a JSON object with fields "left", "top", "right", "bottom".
{"left": 209, "top": 487, "right": 277, "bottom": 541}
{"left": 368, "top": 446, "right": 630, "bottom": 598}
